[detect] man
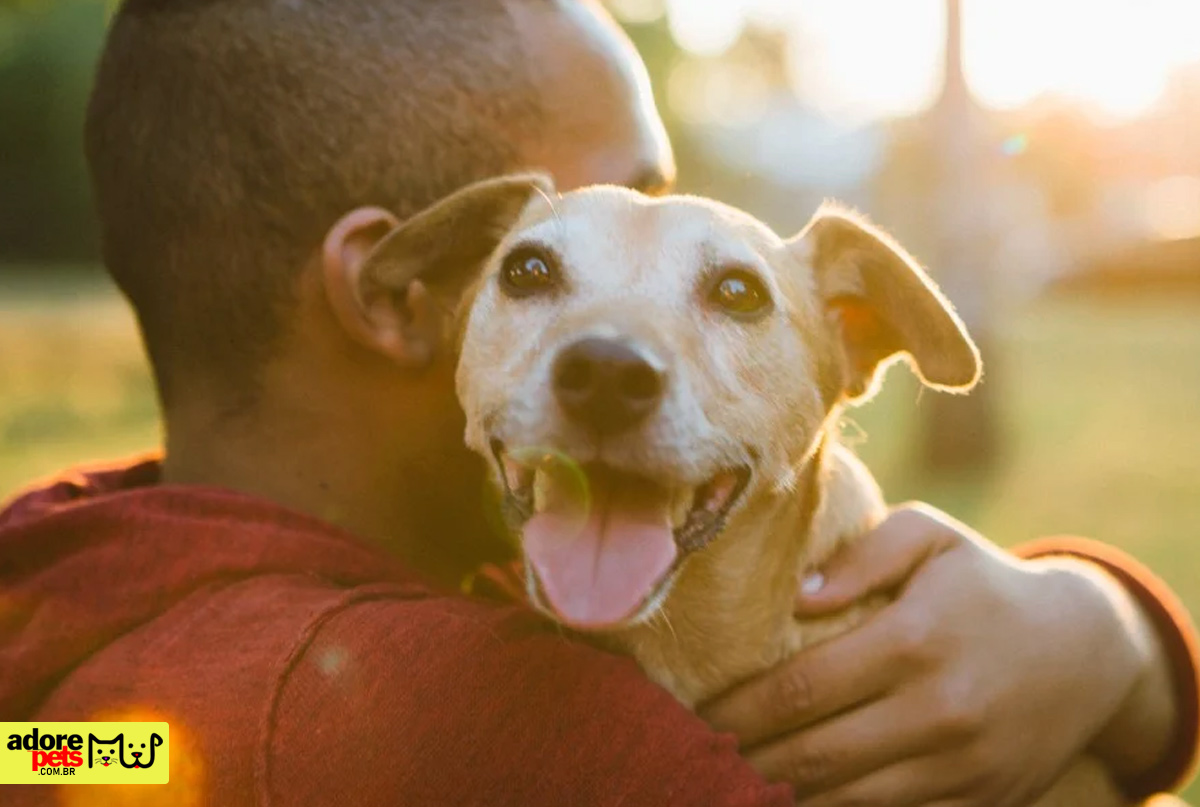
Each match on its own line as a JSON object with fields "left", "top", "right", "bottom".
{"left": 0, "top": 0, "right": 1195, "bottom": 804}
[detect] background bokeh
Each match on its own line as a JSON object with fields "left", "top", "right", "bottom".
{"left": 0, "top": 2, "right": 1197, "bottom": 793}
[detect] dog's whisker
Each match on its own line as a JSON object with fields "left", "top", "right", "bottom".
{"left": 532, "top": 184, "right": 562, "bottom": 227}
{"left": 656, "top": 609, "right": 679, "bottom": 645}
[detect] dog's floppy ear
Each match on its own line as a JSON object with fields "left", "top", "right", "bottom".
{"left": 794, "top": 205, "right": 981, "bottom": 403}
{"left": 362, "top": 172, "right": 556, "bottom": 303}
{"left": 326, "top": 173, "right": 555, "bottom": 366}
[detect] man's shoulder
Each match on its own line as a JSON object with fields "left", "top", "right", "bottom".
{"left": 267, "top": 594, "right": 793, "bottom": 807}
{"left": 19, "top": 518, "right": 786, "bottom": 806}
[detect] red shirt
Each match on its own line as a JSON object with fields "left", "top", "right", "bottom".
{"left": 1, "top": 458, "right": 1195, "bottom": 804}
{"left": 0, "top": 459, "right": 791, "bottom": 806}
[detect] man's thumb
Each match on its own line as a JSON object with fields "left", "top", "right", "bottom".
{"left": 793, "top": 504, "right": 961, "bottom": 616}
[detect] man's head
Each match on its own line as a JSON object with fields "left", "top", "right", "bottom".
{"left": 85, "top": 0, "right": 673, "bottom": 575}
{"left": 86, "top": 0, "right": 673, "bottom": 408}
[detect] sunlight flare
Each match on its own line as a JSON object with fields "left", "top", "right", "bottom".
{"left": 661, "top": 0, "right": 1200, "bottom": 123}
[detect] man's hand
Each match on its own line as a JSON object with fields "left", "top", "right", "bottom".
{"left": 699, "top": 505, "right": 1171, "bottom": 807}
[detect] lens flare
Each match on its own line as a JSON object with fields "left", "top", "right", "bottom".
{"left": 61, "top": 707, "right": 204, "bottom": 807}
{"left": 1000, "top": 133, "right": 1029, "bottom": 157}
{"left": 506, "top": 446, "right": 592, "bottom": 538}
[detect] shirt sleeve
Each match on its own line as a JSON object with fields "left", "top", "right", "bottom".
{"left": 264, "top": 594, "right": 793, "bottom": 807}
{"left": 1013, "top": 536, "right": 1200, "bottom": 799}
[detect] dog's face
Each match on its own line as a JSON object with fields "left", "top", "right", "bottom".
{"left": 458, "top": 189, "right": 837, "bottom": 629}
{"left": 359, "top": 175, "right": 979, "bottom": 632}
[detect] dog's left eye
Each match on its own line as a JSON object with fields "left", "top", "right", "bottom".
{"left": 707, "top": 268, "right": 772, "bottom": 319}
{"left": 499, "top": 246, "right": 561, "bottom": 298}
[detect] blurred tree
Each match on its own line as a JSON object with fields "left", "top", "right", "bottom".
{"left": 875, "top": 0, "right": 1002, "bottom": 473}
{"left": 920, "top": 0, "right": 1001, "bottom": 472}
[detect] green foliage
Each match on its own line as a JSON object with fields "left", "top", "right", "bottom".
{"left": 0, "top": 0, "right": 109, "bottom": 262}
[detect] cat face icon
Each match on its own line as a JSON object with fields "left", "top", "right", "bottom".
{"left": 92, "top": 741, "right": 118, "bottom": 767}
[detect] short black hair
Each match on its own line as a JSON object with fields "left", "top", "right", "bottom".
{"left": 86, "top": 0, "right": 545, "bottom": 404}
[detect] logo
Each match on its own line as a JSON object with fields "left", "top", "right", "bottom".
{"left": 0, "top": 722, "right": 170, "bottom": 784}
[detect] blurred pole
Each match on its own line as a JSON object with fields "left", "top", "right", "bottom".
{"left": 922, "top": 0, "right": 1001, "bottom": 471}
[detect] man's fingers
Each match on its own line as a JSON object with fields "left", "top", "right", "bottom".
{"left": 794, "top": 503, "right": 964, "bottom": 617}
{"left": 699, "top": 609, "right": 903, "bottom": 746}
{"left": 791, "top": 752, "right": 978, "bottom": 807}
{"left": 743, "top": 693, "right": 945, "bottom": 794}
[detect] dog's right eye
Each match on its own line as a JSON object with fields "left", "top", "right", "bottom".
{"left": 499, "top": 246, "right": 561, "bottom": 298}
{"left": 706, "top": 267, "right": 773, "bottom": 321}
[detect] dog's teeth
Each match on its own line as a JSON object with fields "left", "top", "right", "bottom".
{"left": 703, "top": 471, "right": 740, "bottom": 512}
{"left": 533, "top": 467, "right": 552, "bottom": 513}
{"left": 502, "top": 458, "right": 527, "bottom": 493}
{"left": 670, "top": 487, "right": 695, "bottom": 529}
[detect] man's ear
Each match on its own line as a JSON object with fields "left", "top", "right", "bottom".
{"left": 793, "top": 204, "right": 981, "bottom": 403}
{"left": 322, "top": 173, "right": 555, "bottom": 367}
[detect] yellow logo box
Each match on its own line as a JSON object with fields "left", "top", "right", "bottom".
{"left": 1, "top": 723, "right": 169, "bottom": 785}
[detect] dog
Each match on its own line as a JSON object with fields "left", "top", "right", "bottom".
{"left": 360, "top": 174, "right": 1127, "bottom": 806}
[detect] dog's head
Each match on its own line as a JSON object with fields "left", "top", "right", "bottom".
{"left": 360, "top": 175, "right": 979, "bottom": 631}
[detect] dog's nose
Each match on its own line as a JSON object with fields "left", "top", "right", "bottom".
{"left": 553, "top": 337, "right": 665, "bottom": 434}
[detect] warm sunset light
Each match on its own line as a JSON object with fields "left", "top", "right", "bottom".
{"left": 2, "top": 0, "right": 1199, "bottom": 805}
{"left": 965, "top": 0, "right": 1200, "bottom": 119}
{"left": 660, "top": 0, "right": 1200, "bottom": 123}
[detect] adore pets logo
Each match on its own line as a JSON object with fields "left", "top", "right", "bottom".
{"left": 0, "top": 722, "right": 169, "bottom": 784}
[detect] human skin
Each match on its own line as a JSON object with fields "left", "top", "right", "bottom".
{"left": 702, "top": 505, "right": 1175, "bottom": 806}
{"left": 159, "top": 1, "right": 1180, "bottom": 803}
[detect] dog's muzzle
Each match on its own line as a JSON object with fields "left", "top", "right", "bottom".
{"left": 490, "top": 439, "right": 753, "bottom": 629}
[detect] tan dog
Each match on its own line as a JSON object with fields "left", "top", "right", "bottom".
{"left": 361, "top": 174, "right": 1125, "bottom": 806}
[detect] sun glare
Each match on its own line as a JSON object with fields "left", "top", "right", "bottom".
{"left": 1144, "top": 176, "right": 1200, "bottom": 241}
{"left": 665, "top": 0, "right": 745, "bottom": 56}
{"left": 965, "top": 0, "right": 1200, "bottom": 121}
{"left": 786, "top": 0, "right": 945, "bottom": 125}
{"left": 661, "top": 0, "right": 1200, "bottom": 124}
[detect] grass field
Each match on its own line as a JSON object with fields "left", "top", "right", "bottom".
{"left": 0, "top": 271, "right": 159, "bottom": 496}
{"left": 2, "top": 273, "right": 1198, "bottom": 798}
{"left": 853, "top": 295, "right": 1200, "bottom": 605}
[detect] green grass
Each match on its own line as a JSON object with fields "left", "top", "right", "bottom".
{"left": 1, "top": 275, "right": 1197, "bottom": 799}
{"left": 0, "top": 270, "right": 159, "bottom": 496}
{"left": 851, "top": 297, "right": 1200, "bottom": 607}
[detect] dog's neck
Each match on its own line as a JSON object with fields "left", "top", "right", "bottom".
{"left": 612, "top": 429, "right": 859, "bottom": 707}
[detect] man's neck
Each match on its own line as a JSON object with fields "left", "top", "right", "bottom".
{"left": 161, "top": 391, "right": 504, "bottom": 589}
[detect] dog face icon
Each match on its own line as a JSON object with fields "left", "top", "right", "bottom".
{"left": 88, "top": 732, "right": 163, "bottom": 770}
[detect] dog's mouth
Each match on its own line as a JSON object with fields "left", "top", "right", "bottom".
{"left": 490, "top": 440, "right": 752, "bottom": 630}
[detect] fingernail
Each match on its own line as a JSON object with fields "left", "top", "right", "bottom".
{"left": 801, "top": 572, "right": 825, "bottom": 595}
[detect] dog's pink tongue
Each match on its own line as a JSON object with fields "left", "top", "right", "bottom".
{"left": 524, "top": 468, "right": 676, "bottom": 628}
